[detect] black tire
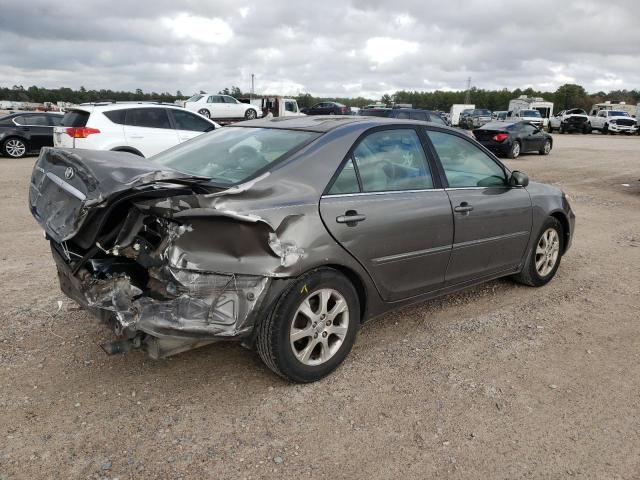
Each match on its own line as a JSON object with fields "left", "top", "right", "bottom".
{"left": 513, "top": 216, "right": 563, "bottom": 287}
{"left": 602, "top": 123, "right": 608, "bottom": 135}
{"left": 244, "top": 108, "right": 257, "bottom": 120}
{"left": 559, "top": 124, "right": 565, "bottom": 134}
{"left": 582, "top": 124, "right": 589, "bottom": 134}
{"left": 198, "top": 109, "right": 210, "bottom": 118}
{"left": 507, "top": 140, "right": 521, "bottom": 159}
{"left": 539, "top": 139, "right": 552, "bottom": 155}
{"left": 2, "top": 137, "right": 28, "bottom": 158}
{"left": 548, "top": 124, "right": 554, "bottom": 133}
{"left": 255, "top": 268, "right": 360, "bottom": 383}
{"left": 329, "top": 111, "right": 336, "bottom": 115}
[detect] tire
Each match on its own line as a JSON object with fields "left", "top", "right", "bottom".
{"left": 582, "top": 124, "right": 589, "bottom": 134}
{"left": 548, "top": 124, "right": 554, "bottom": 133}
{"left": 513, "top": 217, "right": 563, "bottom": 287}
{"left": 602, "top": 123, "right": 608, "bottom": 135}
{"left": 507, "top": 140, "right": 521, "bottom": 159}
{"left": 198, "top": 109, "right": 210, "bottom": 118}
{"left": 559, "top": 124, "right": 565, "bottom": 134}
{"left": 2, "top": 137, "right": 28, "bottom": 158}
{"left": 244, "top": 109, "right": 257, "bottom": 120}
{"left": 255, "top": 268, "right": 360, "bottom": 383}
{"left": 539, "top": 139, "right": 552, "bottom": 155}
{"left": 329, "top": 111, "right": 336, "bottom": 115}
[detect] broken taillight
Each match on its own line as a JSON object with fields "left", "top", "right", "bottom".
{"left": 65, "top": 127, "right": 101, "bottom": 138}
{"left": 492, "top": 133, "right": 509, "bottom": 142}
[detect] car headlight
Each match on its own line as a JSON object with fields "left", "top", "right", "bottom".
{"left": 610, "top": 120, "right": 617, "bottom": 124}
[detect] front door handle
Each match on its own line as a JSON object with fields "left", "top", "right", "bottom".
{"left": 336, "top": 210, "right": 366, "bottom": 226}
{"left": 454, "top": 202, "right": 474, "bottom": 214}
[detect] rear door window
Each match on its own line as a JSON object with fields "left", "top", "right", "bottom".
{"left": 15, "top": 114, "right": 49, "bottom": 126}
{"left": 126, "top": 108, "right": 172, "bottom": 129}
{"left": 170, "top": 109, "right": 215, "bottom": 132}
{"left": 104, "top": 109, "right": 126, "bottom": 124}
{"left": 48, "top": 115, "right": 63, "bottom": 126}
{"left": 343, "top": 128, "right": 434, "bottom": 192}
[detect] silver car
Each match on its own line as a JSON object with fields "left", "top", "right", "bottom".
{"left": 29, "top": 116, "right": 575, "bottom": 382}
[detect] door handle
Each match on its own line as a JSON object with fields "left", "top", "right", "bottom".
{"left": 129, "top": 135, "right": 144, "bottom": 139}
{"left": 454, "top": 202, "right": 474, "bottom": 214}
{"left": 336, "top": 210, "right": 366, "bottom": 226}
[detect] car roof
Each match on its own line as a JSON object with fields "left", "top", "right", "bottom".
{"left": 68, "top": 103, "right": 188, "bottom": 113}
{"left": 233, "top": 115, "right": 458, "bottom": 133}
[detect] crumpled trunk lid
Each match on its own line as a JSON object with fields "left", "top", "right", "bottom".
{"left": 29, "top": 147, "right": 203, "bottom": 243}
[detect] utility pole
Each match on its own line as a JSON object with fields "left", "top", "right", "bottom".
{"left": 251, "top": 74, "right": 255, "bottom": 99}
{"left": 464, "top": 77, "right": 471, "bottom": 104}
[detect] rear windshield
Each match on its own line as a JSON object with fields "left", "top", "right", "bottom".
{"left": 60, "top": 110, "right": 89, "bottom": 127}
{"left": 150, "top": 127, "right": 319, "bottom": 186}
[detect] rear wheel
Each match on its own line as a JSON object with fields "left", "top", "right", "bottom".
{"left": 244, "top": 108, "right": 257, "bottom": 120}
{"left": 2, "top": 138, "right": 27, "bottom": 158}
{"left": 198, "top": 109, "right": 210, "bottom": 118}
{"left": 513, "top": 217, "right": 563, "bottom": 287}
{"left": 559, "top": 124, "right": 565, "bottom": 134}
{"left": 507, "top": 140, "right": 521, "bottom": 159}
{"left": 256, "top": 268, "right": 360, "bottom": 383}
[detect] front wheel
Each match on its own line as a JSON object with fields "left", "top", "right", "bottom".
{"left": 198, "top": 109, "right": 211, "bottom": 118}
{"left": 513, "top": 217, "right": 563, "bottom": 287}
{"left": 255, "top": 268, "right": 360, "bottom": 383}
{"left": 602, "top": 123, "right": 608, "bottom": 134}
{"left": 539, "top": 139, "right": 552, "bottom": 155}
{"left": 244, "top": 109, "right": 257, "bottom": 120}
{"left": 2, "top": 138, "right": 28, "bottom": 158}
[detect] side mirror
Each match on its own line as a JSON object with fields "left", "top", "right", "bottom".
{"left": 510, "top": 170, "right": 529, "bottom": 187}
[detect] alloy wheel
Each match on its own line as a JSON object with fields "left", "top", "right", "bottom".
{"left": 543, "top": 140, "right": 551, "bottom": 154}
{"left": 5, "top": 139, "right": 26, "bottom": 157}
{"left": 198, "top": 109, "right": 210, "bottom": 118}
{"left": 512, "top": 141, "right": 520, "bottom": 157}
{"left": 535, "top": 228, "right": 560, "bottom": 277}
{"left": 289, "top": 288, "right": 349, "bottom": 366}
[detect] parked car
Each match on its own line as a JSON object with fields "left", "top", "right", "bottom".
{"left": 465, "top": 109, "right": 493, "bottom": 128}
{"left": 458, "top": 108, "right": 475, "bottom": 129}
{"left": 54, "top": 103, "right": 219, "bottom": 158}
{"left": 588, "top": 109, "right": 638, "bottom": 135}
{"left": 301, "top": 102, "right": 349, "bottom": 115}
{"left": 30, "top": 116, "right": 574, "bottom": 382}
{"left": 183, "top": 93, "right": 261, "bottom": 121}
{"left": 548, "top": 109, "right": 590, "bottom": 134}
{"left": 0, "top": 112, "right": 63, "bottom": 158}
{"left": 508, "top": 109, "right": 544, "bottom": 128}
{"left": 473, "top": 121, "right": 552, "bottom": 159}
{"left": 360, "top": 107, "right": 447, "bottom": 125}
{"left": 493, "top": 111, "right": 508, "bottom": 121}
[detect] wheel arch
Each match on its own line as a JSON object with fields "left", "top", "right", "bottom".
{"left": 110, "top": 146, "right": 145, "bottom": 157}
{"left": 323, "top": 263, "right": 368, "bottom": 323}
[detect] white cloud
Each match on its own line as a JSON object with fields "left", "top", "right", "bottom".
{"left": 162, "top": 13, "right": 232, "bottom": 45}
{"left": 364, "top": 37, "right": 419, "bottom": 64}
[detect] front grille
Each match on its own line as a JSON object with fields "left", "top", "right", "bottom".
{"left": 615, "top": 119, "right": 635, "bottom": 126}
{"left": 567, "top": 117, "right": 587, "bottom": 124}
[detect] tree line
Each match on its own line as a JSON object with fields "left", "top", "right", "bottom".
{"left": 2, "top": 83, "right": 639, "bottom": 113}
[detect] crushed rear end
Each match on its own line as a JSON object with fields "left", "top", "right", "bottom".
{"left": 29, "top": 147, "right": 286, "bottom": 358}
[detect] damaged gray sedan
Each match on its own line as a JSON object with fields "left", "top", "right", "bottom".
{"left": 29, "top": 116, "right": 575, "bottom": 382}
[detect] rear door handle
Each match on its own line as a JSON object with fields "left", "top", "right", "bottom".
{"left": 454, "top": 202, "right": 474, "bottom": 214}
{"left": 336, "top": 210, "right": 366, "bottom": 226}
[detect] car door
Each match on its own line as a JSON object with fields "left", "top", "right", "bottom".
{"left": 319, "top": 127, "right": 454, "bottom": 302}
{"left": 425, "top": 129, "right": 532, "bottom": 285}
{"left": 207, "top": 95, "right": 229, "bottom": 118}
{"left": 223, "top": 95, "right": 243, "bottom": 117}
{"left": 169, "top": 108, "right": 216, "bottom": 142}
{"left": 594, "top": 110, "right": 607, "bottom": 129}
{"left": 123, "top": 108, "right": 180, "bottom": 157}
{"left": 519, "top": 123, "right": 543, "bottom": 151}
{"left": 14, "top": 114, "right": 53, "bottom": 150}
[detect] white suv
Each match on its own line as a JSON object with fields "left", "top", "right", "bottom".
{"left": 183, "top": 94, "right": 261, "bottom": 121}
{"left": 54, "top": 103, "right": 219, "bottom": 158}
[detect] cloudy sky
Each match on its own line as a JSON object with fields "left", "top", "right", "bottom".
{"left": 2, "top": 0, "right": 639, "bottom": 98}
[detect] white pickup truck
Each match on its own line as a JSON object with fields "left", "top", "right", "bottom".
{"left": 589, "top": 110, "right": 638, "bottom": 135}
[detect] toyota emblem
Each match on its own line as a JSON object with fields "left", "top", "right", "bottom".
{"left": 64, "top": 167, "right": 74, "bottom": 180}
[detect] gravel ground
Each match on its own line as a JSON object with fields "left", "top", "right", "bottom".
{"left": 0, "top": 134, "right": 639, "bottom": 479}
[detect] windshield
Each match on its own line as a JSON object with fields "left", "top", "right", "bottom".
{"left": 475, "top": 109, "right": 491, "bottom": 116}
{"left": 522, "top": 110, "right": 542, "bottom": 118}
{"left": 609, "top": 111, "right": 628, "bottom": 117}
{"left": 150, "top": 127, "right": 319, "bottom": 185}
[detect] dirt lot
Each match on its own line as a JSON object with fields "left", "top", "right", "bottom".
{"left": 1, "top": 134, "right": 639, "bottom": 479}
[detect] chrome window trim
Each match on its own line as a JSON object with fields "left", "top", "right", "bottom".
{"left": 321, "top": 188, "right": 446, "bottom": 199}
{"left": 12, "top": 118, "right": 55, "bottom": 128}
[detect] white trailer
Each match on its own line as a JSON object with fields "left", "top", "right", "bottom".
{"left": 588, "top": 101, "right": 636, "bottom": 117}
{"left": 247, "top": 96, "right": 304, "bottom": 117}
{"left": 449, "top": 104, "right": 475, "bottom": 126}
{"left": 508, "top": 96, "right": 554, "bottom": 128}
